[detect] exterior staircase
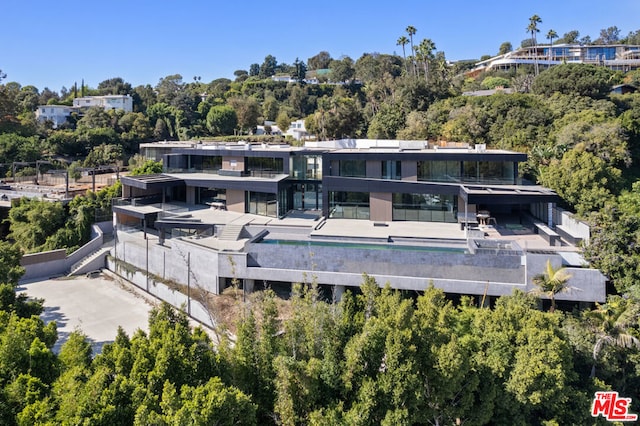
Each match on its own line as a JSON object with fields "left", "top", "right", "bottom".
{"left": 68, "top": 246, "right": 112, "bottom": 276}
{"left": 218, "top": 224, "right": 246, "bottom": 241}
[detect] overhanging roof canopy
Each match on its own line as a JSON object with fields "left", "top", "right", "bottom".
{"left": 460, "top": 184, "right": 559, "bottom": 205}
{"left": 121, "top": 174, "right": 184, "bottom": 190}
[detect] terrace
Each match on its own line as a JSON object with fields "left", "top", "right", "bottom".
{"left": 111, "top": 199, "right": 604, "bottom": 304}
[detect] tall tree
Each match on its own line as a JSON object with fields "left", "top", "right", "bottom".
{"left": 97, "top": 77, "right": 132, "bottom": 95}
{"left": 155, "top": 74, "right": 185, "bottom": 105}
{"left": 406, "top": 26, "right": 417, "bottom": 76}
{"left": 259, "top": 55, "right": 278, "bottom": 79}
{"left": 559, "top": 30, "right": 580, "bottom": 44}
{"left": 206, "top": 105, "right": 237, "bottom": 136}
{"left": 546, "top": 29, "right": 558, "bottom": 60}
{"left": 527, "top": 14, "right": 542, "bottom": 75}
{"left": 498, "top": 41, "right": 513, "bottom": 55}
{"left": 587, "top": 296, "right": 640, "bottom": 378}
{"left": 227, "top": 96, "right": 260, "bottom": 134}
{"left": 415, "top": 38, "right": 436, "bottom": 83}
{"left": 329, "top": 56, "right": 355, "bottom": 84}
{"left": 0, "top": 240, "right": 25, "bottom": 286}
{"left": 249, "top": 63, "right": 260, "bottom": 77}
{"left": 596, "top": 26, "right": 621, "bottom": 45}
{"left": 291, "top": 58, "right": 307, "bottom": 82}
{"left": 396, "top": 36, "right": 409, "bottom": 73}
{"left": 307, "top": 51, "right": 332, "bottom": 71}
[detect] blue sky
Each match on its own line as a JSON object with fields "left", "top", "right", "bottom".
{"left": 2, "top": 0, "right": 640, "bottom": 92}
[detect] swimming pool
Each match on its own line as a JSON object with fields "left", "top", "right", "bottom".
{"left": 258, "top": 238, "right": 467, "bottom": 253}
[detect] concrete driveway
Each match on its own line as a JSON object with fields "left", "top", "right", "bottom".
{"left": 18, "top": 273, "right": 155, "bottom": 354}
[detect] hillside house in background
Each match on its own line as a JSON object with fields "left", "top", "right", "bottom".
{"left": 35, "top": 94, "right": 133, "bottom": 127}
{"left": 35, "top": 105, "right": 74, "bottom": 128}
{"left": 471, "top": 43, "right": 640, "bottom": 75}
{"left": 72, "top": 94, "right": 133, "bottom": 112}
{"left": 285, "top": 119, "right": 308, "bottom": 140}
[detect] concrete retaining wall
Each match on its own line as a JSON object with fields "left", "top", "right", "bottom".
{"left": 525, "top": 252, "right": 606, "bottom": 302}
{"left": 247, "top": 242, "right": 524, "bottom": 283}
{"left": 110, "top": 230, "right": 607, "bottom": 303}
{"left": 114, "top": 233, "right": 221, "bottom": 295}
{"left": 20, "top": 221, "right": 110, "bottom": 281}
{"left": 106, "top": 257, "right": 216, "bottom": 328}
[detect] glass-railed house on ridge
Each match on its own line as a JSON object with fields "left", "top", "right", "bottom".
{"left": 123, "top": 139, "right": 557, "bottom": 227}
{"left": 470, "top": 43, "right": 640, "bottom": 75}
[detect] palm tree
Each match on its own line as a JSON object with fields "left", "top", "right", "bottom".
{"left": 546, "top": 29, "right": 558, "bottom": 61}
{"left": 531, "top": 259, "right": 571, "bottom": 313}
{"left": 416, "top": 38, "right": 436, "bottom": 83}
{"left": 587, "top": 296, "right": 640, "bottom": 378}
{"left": 397, "top": 36, "right": 409, "bottom": 74}
{"left": 406, "top": 26, "right": 417, "bottom": 76}
{"left": 527, "top": 14, "right": 542, "bottom": 75}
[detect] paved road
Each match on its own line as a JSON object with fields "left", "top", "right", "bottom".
{"left": 18, "top": 274, "right": 155, "bottom": 354}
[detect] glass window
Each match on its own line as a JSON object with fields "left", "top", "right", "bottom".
{"left": 463, "top": 161, "right": 515, "bottom": 184}
{"left": 417, "top": 161, "right": 461, "bottom": 182}
{"left": 328, "top": 191, "right": 369, "bottom": 219}
{"left": 202, "top": 156, "right": 222, "bottom": 172}
{"left": 196, "top": 187, "right": 226, "bottom": 205}
{"left": 392, "top": 193, "right": 456, "bottom": 222}
{"left": 246, "top": 157, "right": 283, "bottom": 177}
{"left": 291, "top": 155, "right": 322, "bottom": 179}
{"left": 339, "top": 160, "right": 366, "bottom": 177}
{"left": 382, "top": 161, "right": 402, "bottom": 180}
{"left": 247, "top": 191, "right": 278, "bottom": 217}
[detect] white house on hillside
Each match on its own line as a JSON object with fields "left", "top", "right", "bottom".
{"left": 254, "top": 121, "right": 283, "bottom": 136}
{"left": 36, "top": 94, "right": 133, "bottom": 127}
{"left": 35, "top": 105, "right": 74, "bottom": 128}
{"left": 286, "top": 119, "right": 308, "bottom": 140}
{"left": 73, "top": 95, "right": 133, "bottom": 112}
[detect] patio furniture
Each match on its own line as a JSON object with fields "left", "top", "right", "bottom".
{"left": 457, "top": 212, "right": 479, "bottom": 230}
{"left": 476, "top": 212, "right": 490, "bottom": 225}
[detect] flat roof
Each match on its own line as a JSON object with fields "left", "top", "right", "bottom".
{"left": 121, "top": 174, "right": 184, "bottom": 190}
{"left": 461, "top": 184, "right": 558, "bottom": 204}
{"left": 113, "top": 204, "right": 163, "bottom": 219}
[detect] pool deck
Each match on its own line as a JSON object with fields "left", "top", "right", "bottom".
{"left": 154, "top": 206, "right": 578, "bottom": 253}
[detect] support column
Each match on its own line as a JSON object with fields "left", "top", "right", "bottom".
{"left": 216, "top": 277, "right": 225, "bottom": 295}
{"left": 547, "top": 202, "right": 554, "bottom": 228}
{"left": 333, "top": 285, "right": 345, "bottom": 302}
{"left": 244, "top": 279, "right": 255, "bottom": 293}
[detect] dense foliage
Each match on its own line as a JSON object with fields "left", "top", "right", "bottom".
{"left": 1, "top": 265, "right": 640, "bottom": 425}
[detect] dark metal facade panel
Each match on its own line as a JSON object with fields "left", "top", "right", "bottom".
{"left": 323, "top": 176, "right": 461, "bottom": 195}
{"left": 322, "top": 151, "right": 527, "bottom": 162}
{"left": 465, "top": 192, "right": 560, "bottom": 205}
{"left": 171, "top": 148, "right": 293, "bottom": 160}
{"left": 180, "top": 177, "right": 281, "bottom": 193}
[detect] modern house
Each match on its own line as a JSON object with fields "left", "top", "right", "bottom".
{"left": 124, "top": 139, "right": 556, "bottom": 224}
{"left": 72, "top": 94, "right": 133, "bottom": 112}
{"left": 111, "top": 139, "right": 606, "bottom": 307}
{"left": 285, "top": 119, "right": 309, "bottom": 141}
{"left": 35, "top": 95, "right": 133, "bottom": 127}
{"left": 35, "top": 105, "right": 74, "bottom": 128}
{"left": 471, "top": 43, "right": 640, "bottom": 74}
